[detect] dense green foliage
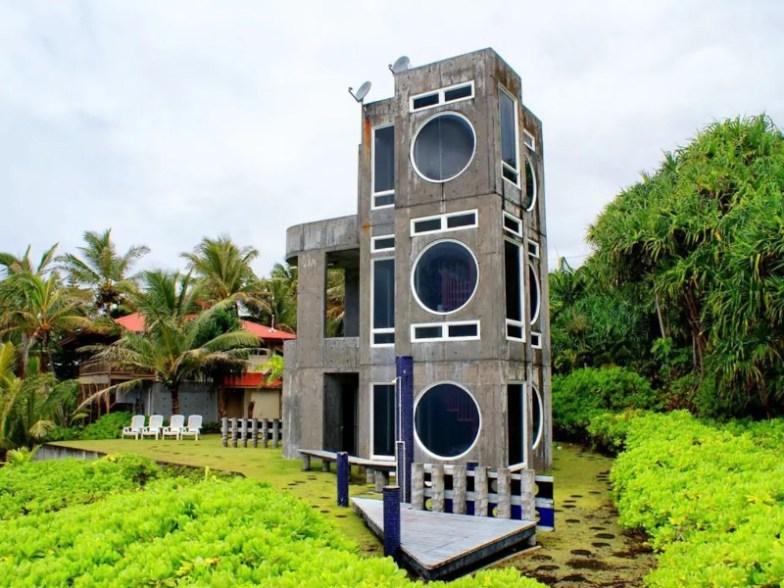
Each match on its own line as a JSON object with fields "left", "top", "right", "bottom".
{"left": 0, "top": 454, "right": 160, "bottom": 521}
{"left": 0, "top": 459, "right": 544, "bottom": 587}
{"left": 553, "top": 115, "right": 784, "bottom": 419}
{"left": 552, "top": 367, "right": 658, "bottom": 438}
{"left": 47, "top": 411, "right": 132, "bottom": 442}
{"left": 585, "top": 409, "right": 645, "bottom": 454}
{"left": 612, "top": 412, "right": 784, "bottom": 587}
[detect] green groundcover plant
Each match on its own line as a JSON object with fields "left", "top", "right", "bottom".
{"left": 0, "top": 457, "right": 544, "bottom": 587}
{"left": 611, "top": 411, "right": 784, "bottom": 587}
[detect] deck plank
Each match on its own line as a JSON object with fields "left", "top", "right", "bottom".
{"left": 352, "top": 497, "right": 536, "bottom": 580}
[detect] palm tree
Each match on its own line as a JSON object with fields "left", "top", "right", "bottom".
{"left": 82, "top": 270, "right": 260, "bottom": 414}
{"left": 258, "top": 262, "right": 297, "bottom": 332}
{"left": 58, "top": 229, "right": 149, "bottom": 317}
{"left": 0, "top": 273, "right": 92, "bottom": 376}
{"left": 0, "top": 244, "right": 59, "bottom": 278}
{"left": 181, "top": 236, "right": 266, "bottom": 312}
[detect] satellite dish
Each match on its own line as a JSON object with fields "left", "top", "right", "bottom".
{"left": 389, "top": 55, "right": 411, "bottom": 74}
{"left": 348, "top": 81, "right": 372, "bottom": 103}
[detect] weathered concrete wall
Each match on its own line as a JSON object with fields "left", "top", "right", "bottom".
{"left": 148, "top": 383, "right": 218, "bottom": 422}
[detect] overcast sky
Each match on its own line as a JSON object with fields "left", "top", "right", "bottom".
{"left": 2, "top": 1, "right": 783, "bottom": 277}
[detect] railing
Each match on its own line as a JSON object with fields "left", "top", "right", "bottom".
{"left": 78, "top": 358, "right": 154, "bottom": 380}
{"left": 411, "top": 463, "right": 555, "bottom": 531}
{"left": 220, "top": 417, "right": 282, "bottom": 448}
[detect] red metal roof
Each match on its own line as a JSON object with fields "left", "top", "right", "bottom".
{"left": 113, "top": 313, "right": 296, "bottom": 341}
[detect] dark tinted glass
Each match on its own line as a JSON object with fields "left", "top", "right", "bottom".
{"left": 374, "top": 126, "right": 395, "bottom": 194}
{"left": 506, "top": 324, "right": 523, "bottom": 339}
{"left": 523, "top": 156, "right": 536, "bottom": 209}
{"left": 413, "top": 114, "right": 475, "bottom": 181}
{"left": 448, "top": 323, "right": 477, "bottom": 338}
{"left": 373, "top": 259, "right": 395, "bottom": 329}
{"left": 507, "top": 384, "right": 524, "bottom": 465}
{"left": 373, "top": 236, "right": 395, "bottom": 251}
{"left": 413, "top": 93, "right": 439, "bottom": 109}
{"left": 373, "top": 384, "right": 395, "bottom": 456}
{"left": 500, "top": 91, "right": 517, "bottom": 171}
{"left": 413, "top": 218, "right": 441, "bottom": 233}
{"left": 444, "top": 84, "right": 472, "bottom": 102}
{"left": 413, "top": 241, "right": 478, "bottom": 313}
{"left": 375, "top": 192, "right": 394, "bottom": 207}
{"left": 414, "top": 325, "right": 442, "bottom": 340}
{"left": 504, "top": 215, "right": 521, "bottom": 234}
{"left": 446, "top": 212, "right": 476, "bottom": 229}
{"left": 416, "top": 384, "right": 480, "bottom": 457}
{"left": 505, "top": 241, "right": 522, "bottom": 322}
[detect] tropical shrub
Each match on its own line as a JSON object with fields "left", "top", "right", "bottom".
{"left": 552, "top": 367, "right": 658, "bottom": 438}
{"left": 586, "top": 409, "right": 645, "bottom": 454}
{"left": 0, "top": 459, "right": 544, "bottom": 587}
{"left": 79, "top": 411, "right": 132, "bottom": 439}
{"left": 611, "top": 411, "right": 784, "bottom": 587}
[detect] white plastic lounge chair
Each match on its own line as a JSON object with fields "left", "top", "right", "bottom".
{"left": 162, "top": 415, "right": 185, "bottom": 440}
{"left": 141, "top": 414, "right": 164, "bottom": 439}
{"left": 122, "top": 415, "right": 146, "bottom": 440}
{"left": 180, "top": 415, "right": 203, "bottom": 440}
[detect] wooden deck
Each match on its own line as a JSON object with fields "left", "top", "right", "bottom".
{"left": 352, "top": 497, "right": 537, "bottom": 581}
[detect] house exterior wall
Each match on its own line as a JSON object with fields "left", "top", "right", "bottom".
{"left": 283, "top": 48, "right": 551, "bottom": 472}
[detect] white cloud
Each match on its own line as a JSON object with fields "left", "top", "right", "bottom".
{"left": 1, "top": 0, "right": 783, "bottom": 274}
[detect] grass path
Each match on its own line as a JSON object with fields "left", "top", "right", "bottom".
{"left": 54, "top": 435, "right": 382, "bottom": 553}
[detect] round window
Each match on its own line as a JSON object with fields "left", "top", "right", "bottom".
{"left": 415, "top": 383, "right": 480, "bottom": 458}
{"left": 523, "top": 155, "right": 537, "bottom": 211}
{"left": 412, "top": 113, "right": 476, "bottom": 182}
{"left": 412, "top": 240, "right": 478, "bottom": 314}
{"left": 529, "top": 264, "right": 540, "bottom": 324}
{"left": 532, "top": 384, "right": 543, "bottom": 450}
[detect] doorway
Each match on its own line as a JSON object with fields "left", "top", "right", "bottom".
{"left": 323, "top": 373, "right": 359, "bottom": 454}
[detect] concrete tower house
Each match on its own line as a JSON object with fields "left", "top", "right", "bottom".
{"left": 283, "top": 48, "right": 551, "bottom": 475}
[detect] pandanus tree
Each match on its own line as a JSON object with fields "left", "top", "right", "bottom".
{"left": 58, "top": 229, "right": 149, "bottom": 317}
{"left": 587, "top": 115, "right": 784, "bottom": 416}
{"left": 82, "top": 270, "right": 260, "bottom": 414}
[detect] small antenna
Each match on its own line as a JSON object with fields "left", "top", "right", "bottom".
{"left": 389, "top": 55, "right": 410, "bottom": 74}
{"left": 348, "top": 81, "right": 372, "bottom": 103}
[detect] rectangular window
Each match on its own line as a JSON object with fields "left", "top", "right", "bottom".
{"left": 371, "top": 235, "right": 395, "bottom": 252}
{"left": 373, "top": 126, "right": 395, "bottom": 208}
{"left": 507, "top": 383, "right": 527, "bottom": 467}
{"left": 505, "top": 239, "right": 525, "bottom": 342}
{"left": 373, "top": 384, "right": 395, "bottom": 458}
{"left": 503, "top": 212, "right": 523, "bottom": 237}
{"left": 527, "top": 239, "right": 540, "bottom": 259}
{"left": 410, "top": 81, "right": 474, "bottom": 112}
{"left": 372, "top": 258, "right": 395, "bottom": 346}
{"left": 531, "top": 332, "right": 542, "bottom": 349}
{"left": 523, "top": 130, "right": 536, "bottom": 151}
{"left": 411, "top": 209, "right": 478, "bottom": 236}
{"left": 411, "top": 321, "right": 480, "bottom": 342}
{"left": 500, "top": 88, "right": 519, "bottom": 186}
{"left": 448, "top": 323, "right": 478, "bottom": 338}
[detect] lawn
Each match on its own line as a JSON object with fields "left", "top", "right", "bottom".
{"left": 53, "top": 435, "right": 382, "bottom": 553}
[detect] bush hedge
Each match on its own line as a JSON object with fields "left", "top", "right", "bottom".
{"left": 552, "top": 367, "right": 658, "bottom": 439}
{"left": 611, "top": 411, "right": 784, "bottom": 587}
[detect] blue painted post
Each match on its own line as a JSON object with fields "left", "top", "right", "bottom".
{"left": 395, "top": 356, "right": 414, "bottom": 503}
{"left": 383, "top": 485, "right": 401, "bottom": 558}
{"left": 337, "top": 451, "right": 349, "bottom": 507}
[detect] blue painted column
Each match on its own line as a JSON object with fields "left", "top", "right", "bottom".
{"left": 336, "top": 451, "right": 349, "bottom": 507}
{"left": 383, "top": 485, "right": 401, "bottom": 558}
{"left": 395, "top": 356, "right": 414, "bottom": 504}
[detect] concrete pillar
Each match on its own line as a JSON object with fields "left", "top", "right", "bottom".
{"left": 411, "top": 463, "right": 425, "bottom": 510}
{"left": 221, "top": 417, "right": 228, "bottom": 447}
{"left": 453, "top": 465, "right": 467, "bottom": 514}
{"left": 497, "top": 468, "right": 511, "bottom": 519}
{"left": 474, "top": 466, "right": 488, "bottom": 516}
{"left": 431, "top": 464, "right": 445, "bottom": 513}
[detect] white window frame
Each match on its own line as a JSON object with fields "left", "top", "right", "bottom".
{"left": 503, "top": 211, "right": 523, "bottom": 238}
{"left": 531, "top": 331, "right": 542, "bottom": 350}
{"left": 508, "top": 380, "right": 528, "bottom": 470}
{"left": 370, "top": 382, "right": 396, "bottom": 461}
{"left": 523, "top": 129, "right": 536, "bottom": 151}
{"left": 527, "top": 239, "right": 540, "bottom": 259}
{"left": 371, "top": 256, "right": 395, "bottom": 348}
{"left": 414, "top": 381, "right": 482, "bottom": 461}
{"left": 499, "top": 85, "right": 520, "bottom": 188}
{"left": 410, "top": 112, "right": 477, "bottom": 184}
{"left": 531, "top": 382, "right": 544, "bottom": 449}
{"left": 523, "top": 154, "right": 538, "bottom": 212}
{"left": 529, "top": 263, "right": 541, "bottom": 325}
{"left": 410, "top": 320, "right": 481, "bottom": 343}
{"left": 371, "top": 234, "right": 395, "bottom": 253}
{"left": 409, "top": 81, "right": 475, "bottom": 113}
{"left": 371, "top": 124, "right": 395, "bottom": 210}
{"left": 411, "top": 239, "right": 480, "bottom": 316}
{"left": 410, "top": 209, "right": 478, "bottom": 237}
{"left": 505, "top": 237, "right": 527, "bottom": 343}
